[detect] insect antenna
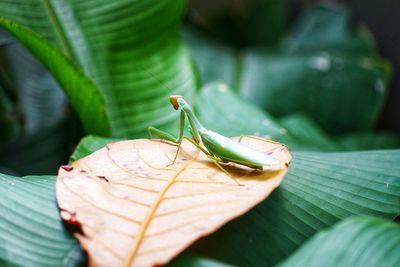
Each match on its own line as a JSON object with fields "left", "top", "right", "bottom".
{"left": 144, "top": 69, "right": 195, "bottom": 100}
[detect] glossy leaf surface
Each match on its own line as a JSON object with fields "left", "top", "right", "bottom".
{"left": 240, "top": 49, "right": 390, "bottom": 133}
{"left": 279, "top": 216, "right": 400, "bottom": 267}
{"left": 0, "top": 174, "right": 83, "bottom": 267}
{"left": 0, "top": 0, "right": 198, "bottom": 137}
{"left": 0, "top": 18, "right": 110, "bottom": 135}
{"left": 191, "top": 149, "right": 400, "bottom": 265}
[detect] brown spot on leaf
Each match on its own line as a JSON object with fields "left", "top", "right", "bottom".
{"left": 97, "top": 175, "right": 109, "bottom": 183}
{"left": 61, "top": 165, "right": 73, "bottom": 172}
{"left": 60, "top": 209, "right": 81, "bottom": 227}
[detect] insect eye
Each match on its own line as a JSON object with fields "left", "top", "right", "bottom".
{"left": 169, "top": 95, "right": 184, "bottom": 110}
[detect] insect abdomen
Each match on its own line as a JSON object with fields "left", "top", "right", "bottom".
{"left": 200, "top": 130, "right": 281, "bottom": 169}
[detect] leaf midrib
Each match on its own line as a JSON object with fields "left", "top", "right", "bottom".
{"left": 42, "top": 0, "right": 74, "bottom": 58}
{"left": 124, "top": 152, "right": 199, "bottom": 266}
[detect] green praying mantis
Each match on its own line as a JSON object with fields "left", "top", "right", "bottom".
{"left": 148, "top": 95, "right": 284, "bottom": 185}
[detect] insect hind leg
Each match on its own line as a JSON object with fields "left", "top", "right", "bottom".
{"left": 238, "top": 135, "right": 278, "bottom": 144}
{"left": 238, "top": 135, "right": 288, "bottom": 152}
{"left": 206, "top": 154, "right": 243, "bottom": 186}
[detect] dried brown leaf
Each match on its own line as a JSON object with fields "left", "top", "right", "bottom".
{"left": 56, "top": 136, "right": 291, "bottom": 267}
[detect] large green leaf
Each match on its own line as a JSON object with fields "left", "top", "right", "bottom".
{"left": 0, "top": 173, "right": 84, "bottom": 267}
{"left": 0, "top": 0, "right": 198, "bottom": 137}
{"left": 194, "top": 82, "right": 345, "bottom": 151}
{"left": 0, "top": 17, "right": 109, "bottom": 136}
{"left": 337, "top": 132, "right": 400, "bottom": 151}
{"left": 237, "top": 4, "right": 391, "bottom": 134}
{"left": 182, "top": 27, "right": 238, "bottom": 87}
{"left": 191, "top": 149, "right": 400, "bottom": 266}
{"left": 279, "top": 114, "right": 339, "bottom": 151}
{"left": 194, "top": 82, "right": 284, "bottom": 138}
{"left": 279, "top": 216, "right": 400, "bottom": 267}
{"left": 281, "top": 4, "right": 375, "bottom": 55}
{"left": 190, "top": 82, "right": 396, "bottom": 153}
{"left": 240, "top": 49, "right": 391, "bottom": 133}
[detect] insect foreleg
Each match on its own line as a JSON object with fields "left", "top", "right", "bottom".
{"left": 189, "top": 126, "right": 200, "bottom": 143}
{"left": 148, "top": 127, "right": 177, "bottom": 144}
{"left": 174, "top": 135, "right": 241, "bottom": 187}
{"left": 148, "top": 110, "right": 186, "bottom": 164}
{"left": 170, "top": 110, "right": 187, "bottom": 164}
{"left": 181, "top": 136, "right": 210, "bottom": 156}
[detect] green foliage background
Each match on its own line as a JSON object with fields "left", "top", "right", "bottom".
{"left": 0, "top": 0, "right": 399, "bottom": 266}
